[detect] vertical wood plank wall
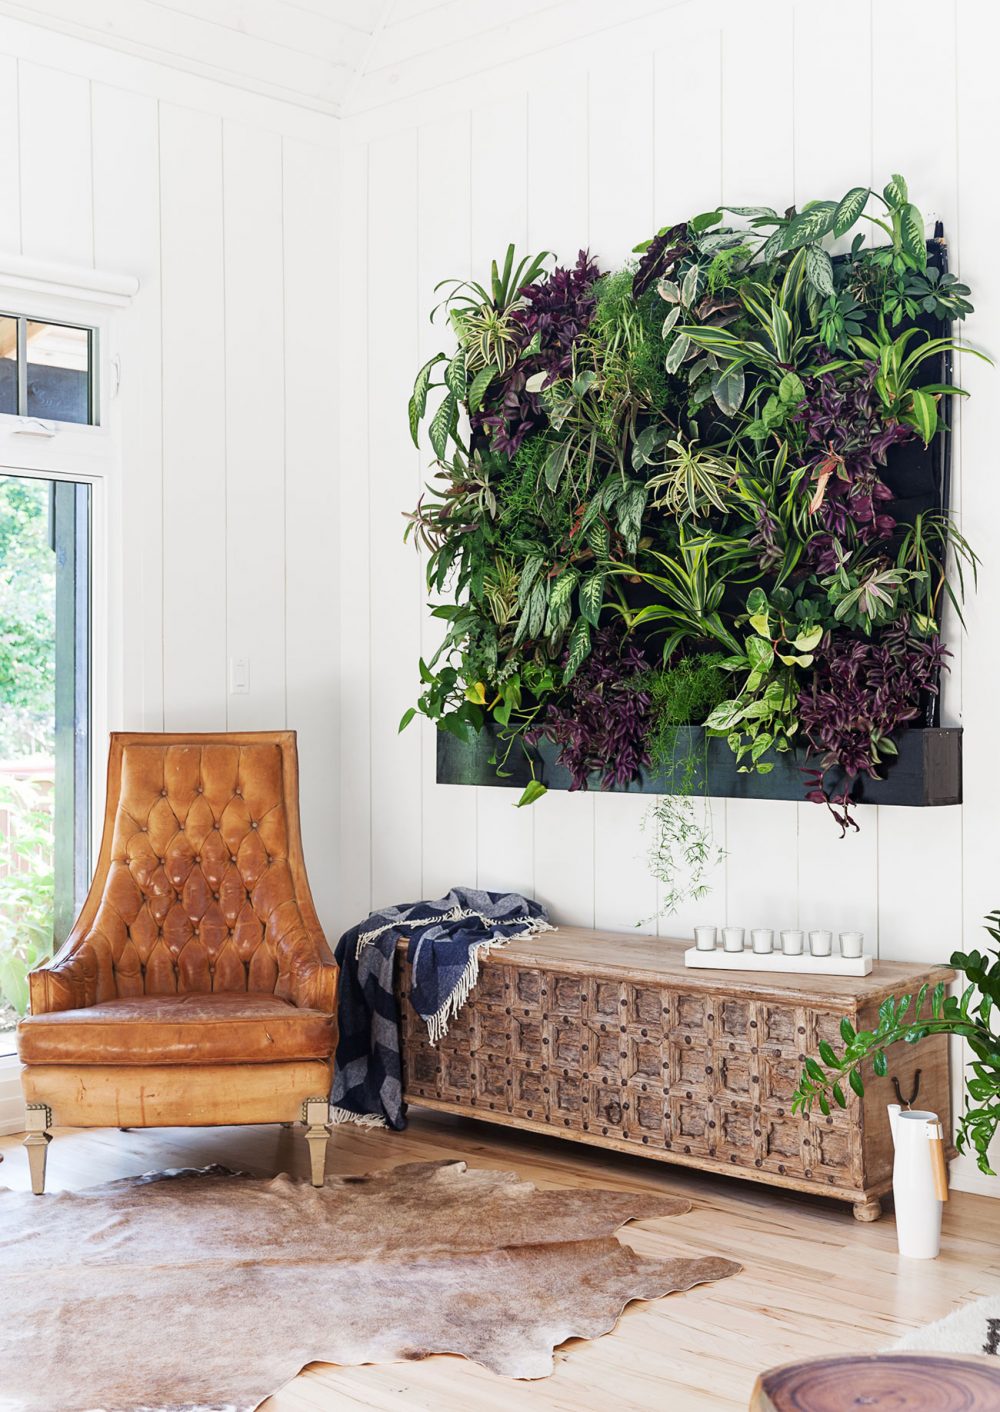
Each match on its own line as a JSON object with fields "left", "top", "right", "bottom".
{"left": 339, "top": 0, "right": 1000, "bottom": 1187}
{"left": 0, "top": 19, "right": 341, "bottom": 928}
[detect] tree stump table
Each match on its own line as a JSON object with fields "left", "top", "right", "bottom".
{"left": 751, "top": 1353, "right": 1000, "bottom": 1410}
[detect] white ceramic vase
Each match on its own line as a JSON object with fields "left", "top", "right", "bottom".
{"left": 888, "top": 1104, "right": 947, "bottom": 1259}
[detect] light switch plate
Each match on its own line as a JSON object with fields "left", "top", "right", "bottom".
{"left": 229, "top": 657, "right": 250, "bottom": 694}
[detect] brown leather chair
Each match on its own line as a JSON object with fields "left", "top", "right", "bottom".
{"left": 16, "top": 731, "right": 338, "bottom": 1193}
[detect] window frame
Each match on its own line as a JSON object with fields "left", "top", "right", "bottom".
{"left": 0, "top": 311, "right": 97, "bottom": 426}
{"left": 0, "top": 255, "right": 137, "bottom": 1115}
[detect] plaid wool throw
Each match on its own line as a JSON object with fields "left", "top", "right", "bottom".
{"left": 330, "top": 887, "right": 552, "bottom": 1130}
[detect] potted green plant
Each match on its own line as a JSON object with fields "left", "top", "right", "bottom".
{"left": 793, "top": 912, "right": 1000, "bottom": 1174}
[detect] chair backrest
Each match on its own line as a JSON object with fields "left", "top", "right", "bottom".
{"left": 77, "top": 732, "right": 328, "bottom": 998}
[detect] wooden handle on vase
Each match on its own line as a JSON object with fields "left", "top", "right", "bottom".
{"left": 929, "top": 1122, "right": 949, "bottom": 1202}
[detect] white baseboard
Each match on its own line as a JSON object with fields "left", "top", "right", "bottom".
{"left": 0, "top": 1055, "right": 22, "bottom": 1134}
{"left": 949, "top": 1153, "right": 999, "bottom": 1198}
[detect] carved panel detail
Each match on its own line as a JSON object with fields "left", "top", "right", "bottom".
{"left": 395, "top": 954, "right": 899, "bottom": 1200}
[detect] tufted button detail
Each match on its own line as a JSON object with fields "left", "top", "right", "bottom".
{"left": 235, "top": 789, "right": 242, "bottom": 798}
{"left": 230, "top": 855, "right": 237, "bottom": 865}
{"left": 213, "top": 892, "right": 220, "bottom": 901}
{"left": 250, "top": 821, "right": 258, "bottom": 830}
{"left": 161, "top": 788, "right": 168, "bottom": 797}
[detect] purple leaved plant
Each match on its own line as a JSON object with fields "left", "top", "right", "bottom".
{"left": 479, "top": 250, "right": 602, "bottom": 456}
{"left": 528, "top": 624, "right": 652, "bottom": 789}
{"left": 794, "top": 359, "right": 913, "bottom": 573}
{"left": 798, "top": 621, "right": 948, "bottom": 832}
{"left": 631, "top": 221, "right": 691, "bottom": 298}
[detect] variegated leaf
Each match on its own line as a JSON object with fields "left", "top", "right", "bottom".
{"left": 428, "top": 392, "right": 458, "bottom": 461}
{"left": 562, "top": 618, "right": 592, "bottom": 684}
{"left": 579, "top": 572, "right": 606, "bottom": 627}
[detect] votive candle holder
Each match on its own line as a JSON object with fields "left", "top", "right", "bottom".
{"left": 694, "top": 925, "right": 718, "bottom": 952}
{"left": 781, "top": 929, "right": 804, "bottom": 956}
{"left": 839, "top": 930, "right": 865, "bottom": 959}
{"left": 809, "top": 929, "right": 833, "bottom": 957}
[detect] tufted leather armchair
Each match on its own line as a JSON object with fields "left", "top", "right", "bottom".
{"left": 17, "top": 731, "right": 338, "bottom": 1193}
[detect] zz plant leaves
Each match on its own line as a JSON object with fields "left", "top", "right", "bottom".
{"left": 794, "top": 912, "right": 1000, "bottom": 1176}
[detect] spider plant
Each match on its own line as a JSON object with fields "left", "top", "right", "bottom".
{"left": 612, "top": 528, "right": 746, "bottom": 660}
{"left": 896, "top": 510, "right": 980, "bottom": 629}
{"left": 851, "top": 322, "right": 989, "bottom": 444}
{"left": 640, "top": 434, "right": 738, "bottom": 521}
{"left": 432, "top": 243, "right": 552, "bottom": 321}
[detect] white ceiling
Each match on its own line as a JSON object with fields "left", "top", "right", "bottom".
{"left": 0, "top": 1, "right": 678, "bottom": 117}
{"left": 0, "top": 0, "right": 402, "bottom": 115}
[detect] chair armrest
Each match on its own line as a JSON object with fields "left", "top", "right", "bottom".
{"left": 274, "top": 927, "right": 339, "bottom": 1015}
{"left": 28, "top": 941, "right": 102, "bottom": 1015}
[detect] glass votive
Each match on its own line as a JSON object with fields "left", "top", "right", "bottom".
{"left": 722, "top": 926, "right": 745, "bottom": 953}
{"left": 694, "top": 925, "right": 718, "bottom": 952}
{"left": 840, "top": 930, "right": 864, "bottom": 959}
{"left": 781, "top": 930, "right": 804, "bottom": 955}
{"left": 809, "top": 929, "right": 833, "bottom": 957}
{"left": 751, "top": 928, "right": 774, "bottom": 954}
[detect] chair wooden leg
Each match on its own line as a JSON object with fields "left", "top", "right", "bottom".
{"left": 302, "top": 1097, "right": 330, "bottom": 1187}
{"left": 24, "top": 1104, "right": 52, "bottom": 1195}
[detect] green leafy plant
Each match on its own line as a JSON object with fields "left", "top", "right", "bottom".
{"left": 0, "top": 777, "right": 55, "bottom": 1018}
{"left": 793, "top": 912, "right": 1000, "bottom": 1176}
{"left": 403, "top": 176, "right": 983, "bottom": 836}
{"left": 702, "top": 588, "right": 821, "bottom": 772}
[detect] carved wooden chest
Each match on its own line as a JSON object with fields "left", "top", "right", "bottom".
{"left": 396, "top": 927, "right": 953, "bottom": 1219}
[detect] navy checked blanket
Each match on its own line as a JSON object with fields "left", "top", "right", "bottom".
{"left": 329, "top": 887, "right": 552, "bottom": 1130}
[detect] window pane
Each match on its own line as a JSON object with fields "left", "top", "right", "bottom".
{"left": 26, "top": 321, "right": 91, "bottom": 424}
{"left": 0, "top": 317, "right": 15, "bottom": 416}
{"left": 0, "top": 474, "right": 91, "bottom": 1055}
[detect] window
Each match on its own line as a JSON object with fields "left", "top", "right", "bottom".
{"left": 0, "top": 473, "right": 91, "bottom": 1055}
{"left": 0, "top": 314, "right": 96, "bottom": 426}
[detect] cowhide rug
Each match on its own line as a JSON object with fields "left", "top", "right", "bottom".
{"left": 0, "top": 1158, "right": 740, "bottom": 1412}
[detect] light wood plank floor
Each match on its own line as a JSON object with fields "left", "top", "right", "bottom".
{"left": 2, "top": 1108, "right": 998, "bottom": 1410}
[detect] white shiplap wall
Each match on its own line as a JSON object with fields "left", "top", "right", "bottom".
{"left": 0, "top": 17, "right": 341, "bottom": 926}
{"left": 340, "top": 0, "right": 1000, "bottom": 1189}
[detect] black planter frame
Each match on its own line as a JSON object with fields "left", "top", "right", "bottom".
{"left": 436, "top": 723, "right": 961, "bottom": 807}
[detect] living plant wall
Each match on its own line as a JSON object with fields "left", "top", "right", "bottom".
{"left": 403, "top": 175, "right": 981, "bottom": 908}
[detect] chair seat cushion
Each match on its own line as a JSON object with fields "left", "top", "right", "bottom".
{"left": 17, "top": 993, "right": 336, "bottom": 1067}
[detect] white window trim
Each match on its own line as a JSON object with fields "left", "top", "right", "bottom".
{"left": 0, "top": 254, "right": 138, "bottom": 1132}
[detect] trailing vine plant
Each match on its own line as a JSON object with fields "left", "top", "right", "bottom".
{"left": 402, "top": 175, "right": 985, "bottom": 905}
